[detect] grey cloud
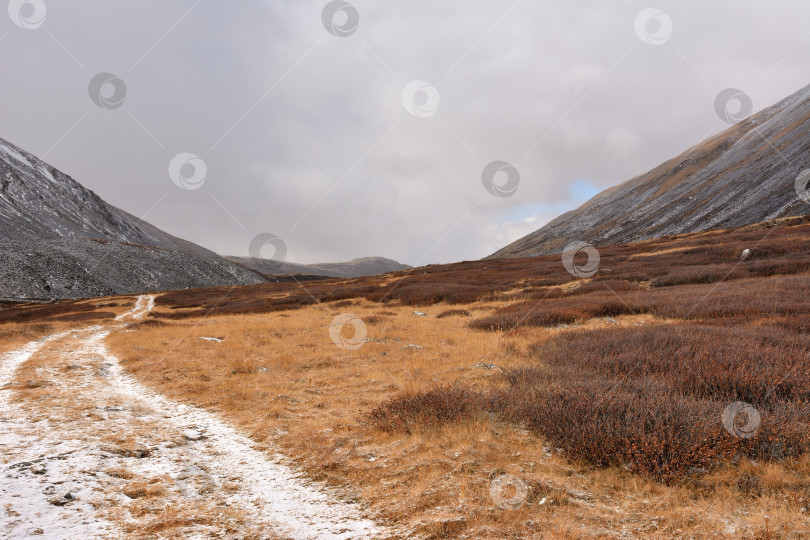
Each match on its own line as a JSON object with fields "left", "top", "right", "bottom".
{"left": 0, "top": 0, "right": 808, "bottom": 265}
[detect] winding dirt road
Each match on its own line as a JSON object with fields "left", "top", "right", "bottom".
{"left": 0, "top": 296, "right": 386, "bottom": 539}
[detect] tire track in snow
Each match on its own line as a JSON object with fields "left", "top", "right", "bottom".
{"left": 1, "top": 296, "right": 389, "bottom": 539}
{"left": 1, "top": 328, "right": 119, "bottom": 539}
{"left": 114, "top": 295, "right": 154, "bottom": 321}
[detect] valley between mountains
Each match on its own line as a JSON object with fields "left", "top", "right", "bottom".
{"left": 0, "top": 77, "right": 808, "bottom": 538}
{"left": 2, "top": 217, "right": 809, "bottom": 539}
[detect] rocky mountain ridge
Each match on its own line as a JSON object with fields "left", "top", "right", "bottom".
{"left": 0, "top": 136, "right": 265, "bottom": 299}
{"left": 227, "top": 256, "right": 411, "bottom": 279}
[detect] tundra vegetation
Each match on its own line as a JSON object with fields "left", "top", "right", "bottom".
{"left": 2, "top": 216, "right": 809, "bottom": 538}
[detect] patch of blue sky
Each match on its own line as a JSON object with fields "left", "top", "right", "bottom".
{"left": 497, "top": 179, "right": 601, "bottom": 225}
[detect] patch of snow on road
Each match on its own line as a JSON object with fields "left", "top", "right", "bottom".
{"left": 114, "top": 294, "right": 155, "bottom": 321}
{"left": 96, "top": 326, "right": 385, "bottom": 538}
{"left": 0, "top": 328, "right": 117, "bottom": 539}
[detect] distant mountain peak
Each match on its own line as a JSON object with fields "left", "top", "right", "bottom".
{"left": 227, "top": 255, "right": 411, "bottom": 279}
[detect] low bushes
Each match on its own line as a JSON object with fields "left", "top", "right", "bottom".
{"left": 370, "top": 385, "right": 487, "bottom": 433}
{"left": 493, "top": 380, "right": 740, "bottom": 480}
{"left": 371, "top": 323, "right": 810, "bottom": 483}
{"left": 498, "top": 324, "right": 810, "bottom": 481}
{"left": 469, "top": 273, "right": 810, "bottom": 330}
{"left": 436, "top": 309, "right": 472, "bottom": 319}
{"left": 468, "top": 296, "right": 638, "bottom": 330}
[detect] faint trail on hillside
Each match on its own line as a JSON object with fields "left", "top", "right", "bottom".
{"left": 114, "top": 294, "right": 154, "bottom": 321}
{"left": 0, "top": 295, "right": 387, "bottom": 539}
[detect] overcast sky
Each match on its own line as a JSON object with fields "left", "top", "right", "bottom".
{"left": 0, "top": 0, "right": 808, "bottom": 265}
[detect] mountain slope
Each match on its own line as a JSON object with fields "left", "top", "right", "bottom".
{"left": 0, "top": 137, "right": 214, "bottom": 257}
{"left": 227, "top": 256, "right": 411, "bottom": 279}
{"left": 0, "top": 239, "right": 265, "bottom": 299}
{"left": 0, "top": 137, "right": 265, "bottom": 299}
{"left": 490, "top": 84, "right": 810, "bottom": 258}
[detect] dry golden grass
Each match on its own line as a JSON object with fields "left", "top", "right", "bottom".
{"left": 0, "top": 296, "right": 141, "bottom": 355}
{"left": 0, "top": 320, "right": 74, "bottom": 355}
{"left": 103, "top": 298, "right": 810, "bottom": 539}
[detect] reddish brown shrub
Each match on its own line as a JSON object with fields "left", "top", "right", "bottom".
{"left": 436, "top": 309, "right": 472, "bottom": 319}
{"left": 491, "top": 380, "right": 740, "bottom": 481}
{"left": 46, "top": 311, "right": 116, "bottom": 322}
{"left": 124, "top": 218, "right": 810, "bottom": 320}
{"left": 369, "top": 385, "right": 486, "bottom": 434}
{"left": 498, "top": 323, "right": 810, "bottom": 481}
{"left": 469, "top": 297, "right": 637, "bottom": 330}
{"left": 372, "top": 321, "right": 810, "bottom": 483}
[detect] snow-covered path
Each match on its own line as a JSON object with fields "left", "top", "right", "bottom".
{"left": 113, "top": 295, "right": 154, "bottom": 321}
{"left": 0, "top": 327, "right": 117, "bottom": 539}
{"left": 0, "top": 296, "right": 387, "bottom": 539}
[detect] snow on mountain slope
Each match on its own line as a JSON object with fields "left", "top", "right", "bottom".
{"left": 490, "top": 84, "right": 810, "bottom": 258}
{"left": 0, "top": 137, "right": 212, "bottom": 257}
{"left": 0, "top": 137, "right": 265, "bottom": 299}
